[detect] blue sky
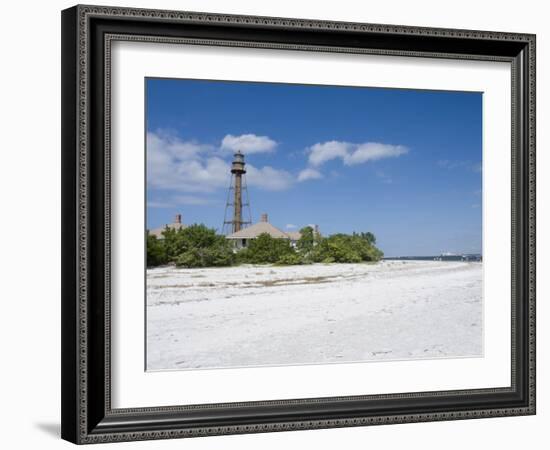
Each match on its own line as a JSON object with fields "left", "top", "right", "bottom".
{"left": 146, "top": 78, "right": 482, "bottom": 257}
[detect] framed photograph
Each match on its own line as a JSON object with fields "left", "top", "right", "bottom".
{"left": 61, "top": 5, "right": 536, "bottom": 444}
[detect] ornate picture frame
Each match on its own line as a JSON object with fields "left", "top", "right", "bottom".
{"left": 61, "top": 4, "right": 535, "bottom": 444}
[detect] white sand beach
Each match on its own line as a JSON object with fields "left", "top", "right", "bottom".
{"left": 146, "top": 260, "right": 482, "bottom": 370}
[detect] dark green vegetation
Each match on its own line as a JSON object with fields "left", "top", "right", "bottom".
{"left": 147, "top": 224, "right": 235, "bottom": 268}
{"left": 303, "top": 230, "right": 383, "bottom": 264}
{"left": 147, "top": 225, "right": 383, "bottom": 268}
{"left": 236, "top": 233, "right": 296, "bottom": 265}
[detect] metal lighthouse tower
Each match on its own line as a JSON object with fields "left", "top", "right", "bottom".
{"left": 222, "top": 151, "right": 252, "bottom": 234}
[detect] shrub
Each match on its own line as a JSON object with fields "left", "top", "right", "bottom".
{"left": 175, "top": 242, "right": 235, "bottom": 268}
{"left": 162, "top": 223, "right": 222, "bottom": 261}
{"left": 296, "top": 226, "right": 315, "bottom": 253}
{"left": 276, "top": 252, "right": 303, "bottom": 265}
{"left": 156, "top": 223, "right": 234, "bottom": 268}
{"left": 175, "top": 248, "right": 204, "bottom": 268}
{"left": 205, "top": 242, "right": 235, "bottom": 267}
{"left": 307, "top": 232, "right": 383, "bottom": 264}
{"left": 351, "top": 233, "right": 384, "bottom": 261}
{"left": 150, "top": 221, "right": 383, "bottom": 268}
{"left": 325, "top": 236, "right": 362, "bottom": 263}
{"left": 238, "top": 233, "right": 296, "bottom": 264}
{"left": 146, "top": 232, "right": 167, "bottom": 267}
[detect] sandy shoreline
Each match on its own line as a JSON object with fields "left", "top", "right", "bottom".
{"left": 146, "top": 260, "right": 482, "bottom": 370}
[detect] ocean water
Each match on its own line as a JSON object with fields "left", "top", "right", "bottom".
{"left": 384, "top": 254, "right": 482, "bottom": 262}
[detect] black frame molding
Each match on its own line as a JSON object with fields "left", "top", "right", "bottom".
{"left": 61, "top": 4, "right": 536, "bottom": 444}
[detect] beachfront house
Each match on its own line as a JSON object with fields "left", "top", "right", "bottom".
{"left": 148, "top": 214, "right": 187, "bottom": 239}
{"left": 226, "top": 213, "right": 305, "bottom": 249}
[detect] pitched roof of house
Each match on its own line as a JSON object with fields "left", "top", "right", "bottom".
{"left": 226, "top": 221, "right": 289, "bottom": 240}
{"left": 148, "top": 214, "right": 186, "bottom": 239}
{"left": 149, "top": 222, "right": 186, "bottom": 239}
{"left": 285, "top": 231, "right": 302, "bottom": 241}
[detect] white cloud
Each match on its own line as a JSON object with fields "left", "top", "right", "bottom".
{"left": 286, "top": 224, "right": 297, "bottom": 229}
{"left": 307, "top": 140, "right": 408, "bottom": 167}
{"left": 147, "top": 131, "right": 295, "bottom": 193}
{"left": 178, "top": 157, "right": 230, "bottom": 191}
{"left": 172, "top": 195, "right": 214, "bottom": 205}
{"left": 308, "top": 141, "right": 350, "bottom": 167}
{"left": 246, "top": 164, "right": 294, "bottom": 191}
{"left": 148, "top": 131, "right": 213, "bottom": 160}
{"left": 344, "top": 143, "right": 408, "bottom": 165}
{"left": 148, "top": 195, "right": 213, "bottom": 208}
{"left": 147, "top": 131, "right": 229, "bottom": 192}
{"left": 297, "top": 167, "right": 323, "bottom": 182}
{"left": 150, "top": 132, "right": 407, "bottom": 195}
{"left": 221, "top": 134, "right": 277, "bottom": 154}
{"left": 147, "top": 201, "right": 174, "bottom": 208}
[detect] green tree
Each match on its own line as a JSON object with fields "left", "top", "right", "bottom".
{"left": 276, "top": 252, "right": 303, "bottom": 265}
{"left": 175, "top": 241, "right": 235, "bottom": 268}
{"left": 162, "top": 224, "right": 220, "bottom": 261}
{"left": 309, "top": 232, "right": 383, "bottom": 263}
{"left": 323, "top": 235, "right": 362, "bottom": 263}
{"left": 160, "top": 224, "right": 235, "bottom": 268}
{"left": 296, "top": 226, "right": 315, "bottom": 253}
{"left": 154, "top": 222, "right": 383, "bottom": 268}
{"left": 353, "top": 232, "right": 383, "bottom": 260}
{"left": 359, "top": 231, "right": 376, "bottom": 245}
{"left": 146, "top": 232, "right": 167, "bottom": 267}
{"left": 180, "top": 223, "right": 220, "bottom": 248}
{"left": 161, "top": 226, "right": 184, "bottom": 261}
{"left": 237, "top": 233, "right": 296, "bottom": 264}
